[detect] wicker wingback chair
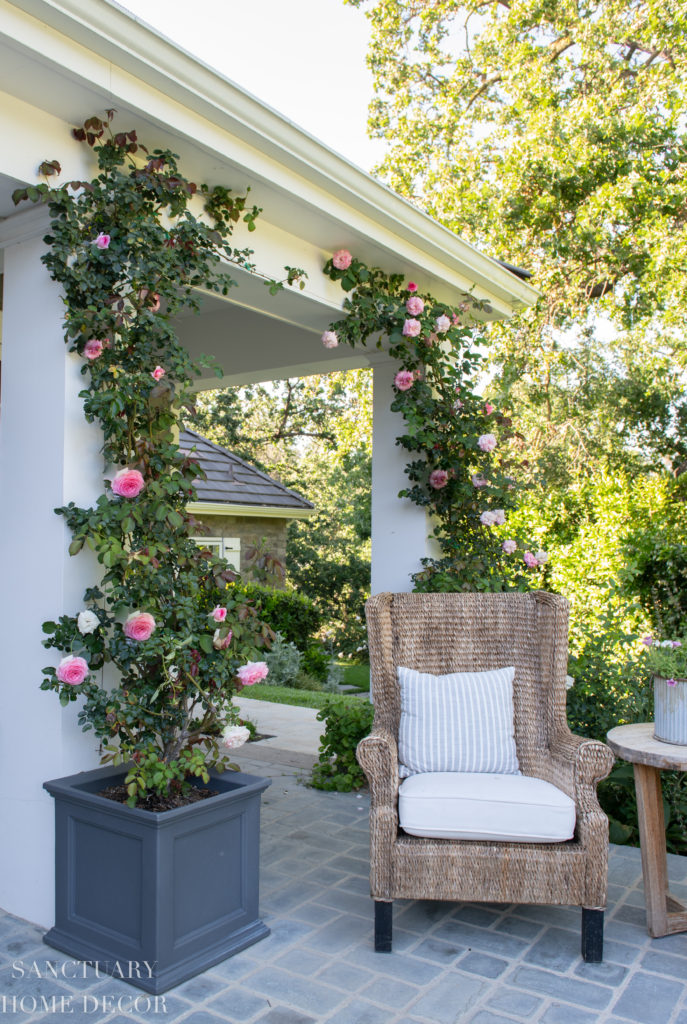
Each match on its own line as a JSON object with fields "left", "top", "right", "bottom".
{"left": 357, "top": 590, "right": 615, "bottom": 962}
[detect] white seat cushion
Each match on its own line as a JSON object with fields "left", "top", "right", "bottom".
{"left": 398, "top": 772, "right": 576, "bottom": 843}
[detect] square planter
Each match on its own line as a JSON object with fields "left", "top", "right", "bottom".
{"left": 43, "top": 765, "right": 271, "bottom": 994}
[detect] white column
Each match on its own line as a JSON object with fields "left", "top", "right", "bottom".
{"left": 370, "top": 358, "right": 434, "bottom": 594}
{"left": 0, "top": 215, "right": 103, "bottom": 927}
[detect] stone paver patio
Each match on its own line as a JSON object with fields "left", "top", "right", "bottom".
{"left": 3, "top": 732, "right": 687, "bottom": 1023}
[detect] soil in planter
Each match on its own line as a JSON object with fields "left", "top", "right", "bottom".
{"left": 98, "top": 784, "right": 219, "bottom": 812}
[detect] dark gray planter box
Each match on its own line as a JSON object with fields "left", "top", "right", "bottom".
{"left": 43, "top": 765, "right": 271, "bottom": 994}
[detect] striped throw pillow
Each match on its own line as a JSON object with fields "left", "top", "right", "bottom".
{"left": 397, "top": 666, "right": 519, "bottom": 778}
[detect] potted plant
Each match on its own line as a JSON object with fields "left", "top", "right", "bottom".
{"left": 641, "top": 635, "right": 687, "bottom": 744}
{"left": 18, "top": 114, "right": 288, "bottom": 993}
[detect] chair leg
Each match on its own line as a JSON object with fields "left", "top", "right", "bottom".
{"left": 374, "top": 900, "right": 392, "bottom": 952}
{"left": 581, "top": 908, "right": 604, "bottom": 962}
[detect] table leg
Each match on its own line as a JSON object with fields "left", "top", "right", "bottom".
{"left": 634, "top": 763, "right": 687, "bottom": 937}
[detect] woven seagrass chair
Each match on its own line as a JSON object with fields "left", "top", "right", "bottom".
{"left": 357, "top": 590, "right": 615, "bottom": 962}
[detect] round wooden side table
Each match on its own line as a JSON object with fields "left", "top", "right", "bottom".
{"left": 606, "top": 723, "right": 687, "bottom": 938}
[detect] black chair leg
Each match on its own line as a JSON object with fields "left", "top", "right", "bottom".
{"left": 581, "top": 908, "right": 604, "bottom": 962}
{"left": 374, "top": 900, "right": 392, "bottom": 952}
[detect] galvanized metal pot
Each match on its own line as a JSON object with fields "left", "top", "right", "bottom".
{"left": 654, "top": 676, "right": 687, "bottom": 745}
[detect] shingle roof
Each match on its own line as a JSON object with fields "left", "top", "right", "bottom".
{"left": 179, "top": 428, "right": 314, "bottom": 512}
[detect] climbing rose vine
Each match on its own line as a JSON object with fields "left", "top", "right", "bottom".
{"left": 17, "top": 112, "right": 311, "bottom": 805}
{"left": 323, "top": 251, "right": 541, "bottom": 592}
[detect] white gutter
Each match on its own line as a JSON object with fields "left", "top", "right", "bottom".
{"left": 188, "top": 501, "right": 316, "bottom": 521}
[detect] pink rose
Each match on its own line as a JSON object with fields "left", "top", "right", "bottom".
{"left": 321, "top": 331, "right": 339, "bottom": 349}
{"left": 84, "top": 338, "right": 104, "bottom": 360}
{"left": 151, "top": 366, "right": 165, "bottom": 381}
{"left": 502, "top": 539, "right": 517, "bottom": 554}
{"left": 407, "top": 282, "right": 418, "bottom": 292}
{"left": 124, "top": 611, "right": 156, "bottom": 641}
{"left": 211, "top": 606, "right": 227, "bottom": 622}
{"left": 406, "top": 296, "right": 425, "bottom": 316}
{"left": 394, "top": 370, "right": 415, "bottom": 391}
{"left": 485, "top": 402, "right": 495, "bottom": 415}
{"left": 480, "top": 511, "right": 496, "bottom": 526}
{"left": 139, "top": 289, "right": 161, "bottom": 312}
{"left": 222, "top": 724, "right": 250, "bottom": 749}
{"left": 524, "top": 551, "right": 539, "bottom": 569}
{"left": 435, "top": 314, "right": 451, "bottom": 334}
{"left": 672, "top": 641, "right": 683, "bottom": 648}
{"left": 111, "top": 468, "right": 145, "bottom": 498}
{"left": 429, "top": 469, "right": 449, "bottom": 490}
{"left": 471, "top": 474, "right": 487, "bottom": 488}
{"left": 402, "top": 319, "right": 422, "bottom": 338}
{"left": 237, "top": 661, "right": 269, "bottom": 686}
{"left": 56, "top": 655, "right": 89, "bottom": 686}
{"left": 453, "top": 399, "right": 464, "bottom": 412}
{"left": 478, "top": 433, "right": 497, "bottom": 452}
{"left": 641, "top": 636, "right": 654, "bottom": 646}
{"left": 94, "top": 233, "right": 110, "bottom": 249}
{"left": 213, "top": 628, "right": 233, "bottom": 650}
{"left": 332, "top": 249, "right": 352, "bottom": 270}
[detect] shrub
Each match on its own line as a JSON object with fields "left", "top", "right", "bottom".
{"left": 263, "top": 632, "right": 302, "bottom": 686}
{"left": 234, "top": 582, "right": 328, "bottom": 677}
{"left": 310, "top": 699, "right": 373, "bottom": 792}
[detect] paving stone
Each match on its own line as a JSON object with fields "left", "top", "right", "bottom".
{"left": 343, "top": 948, "right": 444, "bottom": 986}
{"left": 361, "top": 976, "right": 419, "bottom": 1010}
{"left": 313, "top": 888, "right": 372, "bottom": 917}
{"left": 412, "top": 937, "right": 467, "bottom": 965}
{"left": 274, "top": 948, "right": 331, "bottom": 976}
{"left": 452, "top": 905, "right": 501, "bottom": 928}
{"left": 602, "top": 939, "right": 642, "bottom": 966}
{"left": 171, "top": 972, "right": 231, "bottom": 1002}
{"left": 255, "top": 1009, "right": 317, "bottom": 1024}
{"left": 166, "top": 1013, "right": 228, "bottom": 1024}
{"left": 315, "top": 962, "right": 375, "bottom": 992}
{"left": 324, "top": 998, "right": 394, "bottom": 1024}
{"left": 244, "top": 968, "right": 345, "bottom": 1015}
{"left": 486, "top": 988, "right": 543, "bottom": 1017}
{"left": 289, "top": 902, "right": 342, "bottom": 926}
{"left": 493, "top": 915, "right": 544, "bottom": 941}
{"left": 611, "top": 903, "right": 649, "bottom": 928}
{"left": 639, "top": 948, "right": 687, "bottom": 978}
{"left": 539, "top": 1004, "right": 599, "bottom": 1024}
{"left": 574, "top": 959, "right": 628, "bottom": 986}
{"left": 458, "top": 951, "right": 509, "bottom": 979}
{"left": 207, "top": 986, "right": 271, "bottom": 1022}
{"left": 611, "top": 971, "right": 685, "bottom": 1023}
{"left": 255, "top": 919, "right": 317, "bottom": 954}
{"left": 524, "top": 927, "right": 580, "bottom": 971}
{"left": 208, "top": 955, "right": 261, "bottom": 982}
{"left": 410, "top": 974, "right": 486, "bottom": 1023}
{"left": 466, "top": 1013, "right": 515, "bottom": 1024}
{"left": 433, "top": 919, "right": 529, "bottom": 959}
{"left": 648, "top": 931, "right": 687, "bottom": 956}
{"left": 510, "top": 966, "right": 613, "bottom": 1010}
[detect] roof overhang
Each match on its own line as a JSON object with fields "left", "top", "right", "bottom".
{"left": 188, "top": 501, "right": 317, "bottom": 521}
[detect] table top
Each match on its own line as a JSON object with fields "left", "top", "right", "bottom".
{"left": 606, "top": 723, "right": 687, "bottom": 770}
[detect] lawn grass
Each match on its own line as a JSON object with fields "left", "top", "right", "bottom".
{"left": 339, "top": 662, "right": 370, "bottom": 691}
{"left": 240, "top": 684, "right": 368, "bottom": 711}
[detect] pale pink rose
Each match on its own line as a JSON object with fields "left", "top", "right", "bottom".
{"left": 478, "top": 433, "right": 497, "bottom": 452}
{"left": 492, "top": 509, "right": 506, "bottom": 525}
{"left": 139, "top": 289, "right": 161, "bottom": 312}
{"left": 221, "top": 724, "right": 250, "bottom": 749}
{"left": 435, "top": 314, "right": 451, "bottom": 334}
{"left": 237, "top": 661, "right": 269, "bottom": 686}
{"left": 407, "top": 282, "right": 418, "bottom": 292}
{"left": 485, "top": 402, "right": 495, "bottom": 415}
{"left": 394, "top": 370, "right": 415, "bottom": 391}
{"left": 406, "top": 296, "right": 425, "bottom": 316}
{"left": 535, "top": 549, "right": 548, "bottom": 564}
{"left": 453, "top": 399, "right": 464, "bottom": 412}
{"left": 523, "top": 551, "right": 539, "bottom": 569}
{"left": 332, "top": 249, "right": 352, "bottom": 270}
{"left": 480, "top": 511, "right": 496, "bottom": 526}
{"left": 321, "top": 331, "right": 339, "bottom": 349}
{"left": 94, "top": 233, "right": 110, "bottom": 249}
{"left": 84, "top": 338, "right": 104, "bottom": 360}
{"left": 124, "top": 611, "right": 156, "bottom": 641}
{"left": 471, "top": 474, "right": 487, "bottom": 488}
{"left": 402, "top": 318, "right": 422, "bottom": 338}
{"left": 211, "top": 606, "right": 227, "bottom": 622}
{"left": 56, "top": 655, "right": 89, "bottom": 686}
{"left": 452, "top": 312, "right": 461, "bottom": 325}
{"left": 502, "top": 539, "right": 517, "bottom": 554}
{"left": 213, "top": 628, "right": 233, "bottom": 650}
{"left": 111, "top": 468, "right": 145, "bottom": 498}
{"left": 429, "top": 469, "right": 449, "bottom": 490}
{"left": 151, "top": 366, "right": 165, "bottom": 381}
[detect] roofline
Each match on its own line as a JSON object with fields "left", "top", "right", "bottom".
{"left": 4, "top": 0, "right": 540, "bottom": 313}
{"left": 188, "top": 501, "right": 316, "bottom": 521}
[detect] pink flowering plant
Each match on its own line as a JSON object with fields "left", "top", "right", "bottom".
{"left": 16, "top": 113, "right": 309, "bottom": 805}
{"left": 640, "top": 635, "right": 687, "bottom": 684}
{"left": 323, "top": 252, "right": 538, "bottom": 591}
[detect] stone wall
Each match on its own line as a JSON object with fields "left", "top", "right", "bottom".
{"left": 193, "top": 513, "right": 288, "bottom": 588}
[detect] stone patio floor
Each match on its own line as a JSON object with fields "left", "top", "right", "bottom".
{"left": 3, "top": 727, "right": 687, "bottom": 1023}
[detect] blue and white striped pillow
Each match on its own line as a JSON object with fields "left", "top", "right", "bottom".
{"left": 397, "top": 666, "right": 519, "bottom": 778}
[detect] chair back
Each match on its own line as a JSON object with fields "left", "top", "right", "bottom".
{"left": 365, "top": 591, "right": 569, "bottom": 775}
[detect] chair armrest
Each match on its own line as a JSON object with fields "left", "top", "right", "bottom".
{"left": 357, "top": 729, "right": 400, "bottom": 810}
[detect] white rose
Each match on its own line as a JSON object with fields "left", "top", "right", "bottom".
{"left": 77, "top": 610, "right": 100, "bottom": 635}
{"left": 168, "top": 665, "right": 180, "bottom": 681}
{"left": 221, "top": 725, "right": 251, "bottom": 750}
{"left": 535, "top": 549, "right": 548, "bottom": 564}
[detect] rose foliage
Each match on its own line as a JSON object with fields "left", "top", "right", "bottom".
{"left": 26, "top": 113, "right": 306, "bottom": 804}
